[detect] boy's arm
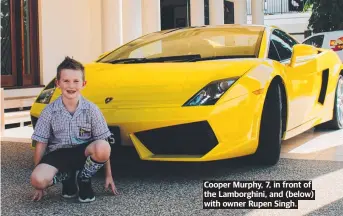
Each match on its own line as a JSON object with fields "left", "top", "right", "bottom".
{"left": 34, "top": 142, "right": 48, "bottom": 166}
{"left": 31, "top": 108, "right": 52, "bottom": 166}
{"left": 90, "top": 105, "right": 112, "bottom": 141}
{"left": 104, "top": 157, "right": 118, "bottom": 194}
{"left": 90, "top": 105, "right": 118, "bottom": 193}
{"left": 104, "top": 158, "right": 112, "bottom": 178}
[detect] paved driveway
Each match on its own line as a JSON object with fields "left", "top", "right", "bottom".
{"left": 1, "top": 141, "right": 343, "bottom": 216}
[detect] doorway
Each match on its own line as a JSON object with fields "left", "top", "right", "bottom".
{"left": 160, "top": 0, "right": 190, "bottom": 30}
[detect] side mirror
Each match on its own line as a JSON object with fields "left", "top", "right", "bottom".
{"left": 290, "top": 44, "right": 318, "bottom": 67}
{"left": 98, "top": 51, "right": 111, "bottom": 59}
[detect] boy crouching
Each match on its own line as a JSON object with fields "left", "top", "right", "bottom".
{"left": 30, "top": 57, "right": 118, "bottom": 202}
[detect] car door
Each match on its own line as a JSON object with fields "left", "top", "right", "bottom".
{"left": 268, "top": 29, "right": 321, "bottom": 130}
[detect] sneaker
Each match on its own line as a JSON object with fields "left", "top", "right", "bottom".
{"left": 77, "top": 177, "right": 95, "bottom": 203}
{"left": 61, "top": 171, "right": 78, "bottom": 199}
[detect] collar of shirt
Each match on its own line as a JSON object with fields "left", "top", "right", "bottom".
{"left": 52, "top": 95, "right": 90, "bottom": 119}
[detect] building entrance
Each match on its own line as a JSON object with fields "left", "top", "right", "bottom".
{"left": 160, "top": 0, "right": 190, "bottom": 30}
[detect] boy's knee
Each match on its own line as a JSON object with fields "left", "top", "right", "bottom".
{"left": 31, "top": 173, "right": 50, "bottom": 189}
{"left": 93, "top": 140, "right": 111, "bottom": 160}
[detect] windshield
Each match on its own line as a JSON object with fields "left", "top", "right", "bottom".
{"left": 98, "top": 26, "right": 264, "bottom": 63}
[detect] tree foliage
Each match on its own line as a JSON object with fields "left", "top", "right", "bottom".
{"left": 308, "top": 0, "right": 343, "bottom": 33}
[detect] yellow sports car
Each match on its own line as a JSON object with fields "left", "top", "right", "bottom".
{"left": 30, "top": 25, "right": 343, "bottom": 165}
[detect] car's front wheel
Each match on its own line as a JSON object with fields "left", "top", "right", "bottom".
{"left": 253, "top": 81, "right": 282, "bottom": 165}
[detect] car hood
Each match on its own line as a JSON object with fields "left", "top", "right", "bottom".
{"left": 79, "top": 59, "right": 260, "bottom": 108}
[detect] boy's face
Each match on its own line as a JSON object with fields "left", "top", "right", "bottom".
{"left": 56, "top": 69, "right": 86, "bottom": 100}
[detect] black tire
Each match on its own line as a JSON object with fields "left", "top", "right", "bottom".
{"left": 253, "top": 82, "right": 282, "bottom": 165}
{"left": 315, "top": 75, "right": 343, "bottom": 130}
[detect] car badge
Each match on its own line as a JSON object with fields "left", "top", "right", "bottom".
{"left": 105, "top": 97, "right": 113, "bottom": 104}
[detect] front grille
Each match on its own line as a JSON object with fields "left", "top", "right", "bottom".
{"left": 135, "top": 121, "right": 218, "bottom": 155}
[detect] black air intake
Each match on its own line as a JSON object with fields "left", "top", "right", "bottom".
{"left": 135, "top": 121, "right": 218, "bottom": 155}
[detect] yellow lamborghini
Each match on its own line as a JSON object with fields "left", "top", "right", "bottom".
{"left": 30, "top": 25, "right": 343, "bottom": 165}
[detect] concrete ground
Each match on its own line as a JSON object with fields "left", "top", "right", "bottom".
{"left": 1, "top": 127, "right": 343, "bottom": 216}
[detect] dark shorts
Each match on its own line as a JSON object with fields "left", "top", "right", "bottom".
{"left": 39, "top": 143, "right": 91, "bottom": 172}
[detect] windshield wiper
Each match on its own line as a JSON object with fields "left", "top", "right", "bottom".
{"left": 148, "top": 54, "right": 201, "bottom": 62}
{"left": 189, "top": 55, "right": 256, "bottom": 62}
{"left": 107, "top": 54, "right": 201, "bottom": 64}
{"left": 107, "top": 58, "right": 148, "bottom": 64}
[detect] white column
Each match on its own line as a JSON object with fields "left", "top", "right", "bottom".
{"left": 209, "top": 0, "right": 224, "bottom": 25}
{"left": 252, "top": 0, "right": 264, "bottom": 24}
{"left": 122, "top": 0, "right": 142, "bottom": 44}
{"left": 101, "top": 0, "right": 123, "bottom": 52}
{"left": 234, "top": 0, "right": 247, "bottom": 24}
{"left": 190, "top": 0, "right": 204, "bottom": 26}
{"left": 142, "top": 0, "right": 160, "bottom": 35}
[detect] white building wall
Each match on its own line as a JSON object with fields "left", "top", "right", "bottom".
{"left": 248, "top": 12, "right": 311, "bottom": 41}
{"left": 102, "top": 0, "right": 123, "bottom": 53}
{"left": 142, "top": 0, "right": 161, "bottom": 35}
{"left": 122, "top": 0, "right": 142, "bottom": 44}
{"left": 209, "top": 0, "right": 224, "bottom": 25}
{"left": 39, "top": 0, "right": 102, "bottom": 85}
{"left": 190, "top": 0, "right": 205, "bottom": 26}
{"left": 233, "top": 0, "right": 247, "bottom": 24}
{"left": 247, "top": 0, "right": 289, "bottom": 15}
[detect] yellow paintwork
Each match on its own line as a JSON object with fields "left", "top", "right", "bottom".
{"left": 30, "top": 25, "right": 343, "bottom": 161}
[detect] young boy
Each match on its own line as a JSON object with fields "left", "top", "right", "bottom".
{"left": 30, "top": 56, "right": 118, "bottom": 202}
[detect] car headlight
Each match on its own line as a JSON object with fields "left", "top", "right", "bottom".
{"left": 36, "top": 79, "right": 56, "bottom": 104}
{"left": 183, "top": 78, "right": 238, "bottom": 106}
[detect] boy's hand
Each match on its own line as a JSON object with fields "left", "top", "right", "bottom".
{"left": 32, "top": 189, "right": 46, "bottom": 201}
{"left": 105, "top": 176, "right": 119, "bottom": 195}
